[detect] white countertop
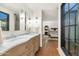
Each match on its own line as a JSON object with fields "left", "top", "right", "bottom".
{"left": 0, "top": 33, "right": 39, "bottom": 55}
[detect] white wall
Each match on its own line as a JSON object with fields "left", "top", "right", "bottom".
{"left": 57, "top": 4, "right": 65, "bottom": 56}
{"left": 26, "top": 10, "right": 42, "bottom": 34}
{"left": 43, "top": 20, "right": 58, "bottom": 28}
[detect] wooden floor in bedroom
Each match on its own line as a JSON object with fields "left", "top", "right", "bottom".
{"left": 35, "top": 40, "right": 59, "bottom": 56}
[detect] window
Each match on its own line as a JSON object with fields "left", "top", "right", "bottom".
{"left": 65, "top": 27, "right": 69, "bottom": 51}
{"left": 70, "top": 26, "right": 75, "bottom": 42}
{"left": 0, "top": 11, "right": 9, "bottom": 31}
{"left": 64, "top": 4, "right": 69, "bottom": 14}
{"left": 61, "top": 3, "right": 78, "bottom": 56}
{"left": 70, "top": 3, "right": 76, "bottom": 9}
{"left": 65, "top": 13, "right": 69, "bottom": 26}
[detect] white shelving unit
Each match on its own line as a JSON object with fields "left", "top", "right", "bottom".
{"left": 49, "top": 28, "right": 58, "bottom": 39}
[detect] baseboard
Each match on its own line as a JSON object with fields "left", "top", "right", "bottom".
{"left": 57, "top": 48, "right": 66, "bottom": 56}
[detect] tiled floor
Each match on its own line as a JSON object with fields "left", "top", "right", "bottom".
{"left": 35, "top": 40, "right": 59, "bottom": 56}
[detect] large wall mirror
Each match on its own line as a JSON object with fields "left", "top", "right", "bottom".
{"left": 0, "top": 11, "right": 9, "bottom": 31}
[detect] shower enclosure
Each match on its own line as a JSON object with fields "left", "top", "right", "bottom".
{"left": 61, "top": 3, "right": 79, "bottom": 56}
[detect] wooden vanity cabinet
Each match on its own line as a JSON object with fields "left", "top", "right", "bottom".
{"left": 2, "top": 43, "right": 26, "bottom": 56}
{"left": 2, "top": 35, "right": 40, "bottom": 56}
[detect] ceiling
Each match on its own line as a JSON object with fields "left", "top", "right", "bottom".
{"left": 26, "top": 3, "right": 58, "bottom": 10}
{"left": 26, "top": 3, "right": 58, "bottom": 21}
{"left": 0, "top": 3, "right": 59, "bottom": 20}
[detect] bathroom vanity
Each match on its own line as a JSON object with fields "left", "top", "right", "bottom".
{"left": 0, "top": 33, "right": 40, "bottom": 56}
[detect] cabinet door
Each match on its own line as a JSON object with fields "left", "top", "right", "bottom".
{"left": 24, "top": 39, "right": 33, "bottom": 56}
{"left": 3, "top": 43, "right": 26, "bottom": 56}
{"left": 32, "top": 35, "right": 40, "bottom": 54}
